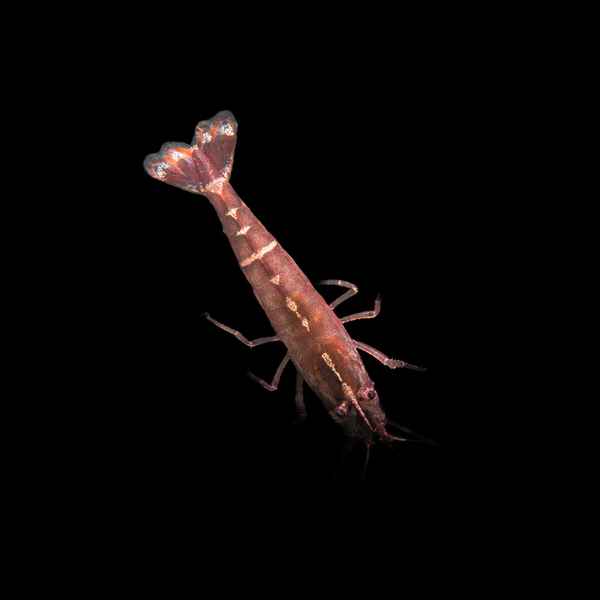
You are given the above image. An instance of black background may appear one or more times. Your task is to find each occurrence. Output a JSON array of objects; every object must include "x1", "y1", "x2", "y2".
[{"x1": 35, "y1": 13, "x2": 556, "y2": 595}]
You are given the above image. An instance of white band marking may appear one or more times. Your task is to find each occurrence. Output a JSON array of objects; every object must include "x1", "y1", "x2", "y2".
[
  {"x1": 206, "y1": 177, "x2": 226, "y2": 194},
  {"x1": 322, "y1": 352, "x2": 343, "y2": 382},
  {"x1": 240, "y1": 240, "x2": 278, "y2": 267},
  {"x1": 286, "y1": 297, "x2": 310, "y2": 331}
]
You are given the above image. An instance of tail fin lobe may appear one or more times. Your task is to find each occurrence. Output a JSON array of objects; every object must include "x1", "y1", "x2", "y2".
[{"x1": 144, "y1": 111, "x2": 238, "y2": 195}]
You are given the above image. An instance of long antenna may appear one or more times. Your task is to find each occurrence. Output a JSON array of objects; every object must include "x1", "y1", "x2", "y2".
[
  {"x1": 356, "y1": 443, "x2": 371, "y2": 496},
  {"x1": 385, "y1": 418, "x2": 439, "y2": 447}
]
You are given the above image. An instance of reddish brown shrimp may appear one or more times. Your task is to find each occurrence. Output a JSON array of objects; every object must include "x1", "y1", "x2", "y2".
[{"x1": 144, "y1": 110, "x2": 426, "y2": 454}]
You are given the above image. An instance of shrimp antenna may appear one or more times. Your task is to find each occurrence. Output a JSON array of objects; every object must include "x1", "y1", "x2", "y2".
[
  {"x1": 356, "y1": 443, "x2": 371, "y2": 495},
  {"x1": 385, "y1": 418, "x2": 439, "y2": 447},
  {"x1": 318, "y1": 438, "x2": 356, "y2": 510}
]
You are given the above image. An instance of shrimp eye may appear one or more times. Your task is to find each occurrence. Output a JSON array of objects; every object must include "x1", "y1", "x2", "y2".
[
  {"x1": 335, "y1": 400, "x2": 351, "y2": 417},
  {"x1": 357, "y1": 387, "x2": 377, "y2": 402}
]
